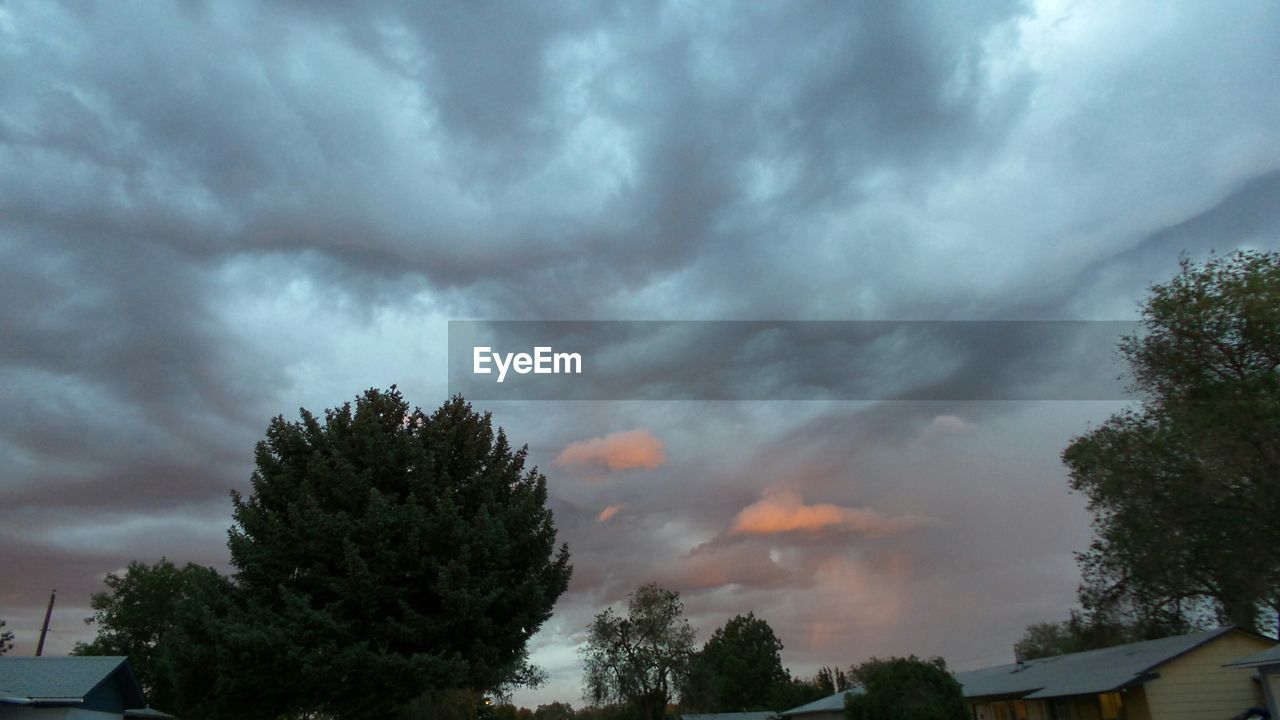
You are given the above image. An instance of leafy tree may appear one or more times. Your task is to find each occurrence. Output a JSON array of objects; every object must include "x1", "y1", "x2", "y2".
[
  {"x1": 0, "y1": 619, "x2": 13, "y2": 655},
  {"x1": 1013, "y1": 613, "x2": 1132, "y2": 660},
  {"x1": 572, "y1": 704, "x2": 648, "y2": 720},
  {"x1": 773, "y1": 673, "x2": 838, "y2": 711},
  {"x1": 491, "y1": 703, "x2": 535, "y2": 720},
  {"x1": 582, "y1": 582, "x2": 697, "y2": 720},
  {"x1": 72, "y1": 559, "x2": 229, "y2": 711},
  {"x1": 816, "y1": 666, "x2": 850, "y2": 693},
  {"x1": 682, "y1": 613, "x2": 791, "y2": 711},
  {"x1": 153, "y1": 565, "x2": 240, "y2": 719},
  {"x1": 843, "y1": 656, "x2": 966, "y2": 720},
  {"x1": 204, "y1": 389, "x2": 572, "y2": 719},
  {"x1": 533, "y1": 702, "x2": 577, "y2": 720},
  {"x1": 400, "y1": 688, "x2": 489, "y2": 720},
  {"x1": 1065, "y1": 251, "x2": 1280, "y2": 633}
]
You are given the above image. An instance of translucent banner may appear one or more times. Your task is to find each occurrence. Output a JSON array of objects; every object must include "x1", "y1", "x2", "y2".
[{"x1": 447, "y1": 321, "x2": 1138, "y2": 401}]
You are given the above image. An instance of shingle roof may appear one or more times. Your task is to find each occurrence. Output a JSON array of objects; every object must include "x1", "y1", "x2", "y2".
[
  {"x1": 956, "y1": 627, "x2": 1243, "y2": 700},
  {"x1": 0, "y1": 656, "x2": 132, "y2": 703},
  {"x1": 0, "y1": 657, "x2": 171, "y2": 718},
  {"x1": 781, "y1": 687, "x2": 863, "y2": 716},
  {"x1": 1224, "y1": 644, "x2": 1280, "y2": 669},
  {"x1": 682, "y1": 712, "x2": 779, "y2": 720}
]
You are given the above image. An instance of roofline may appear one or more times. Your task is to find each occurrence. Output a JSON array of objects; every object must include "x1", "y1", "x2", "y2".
[
  {"x1": 1130, "y1": 627, "x2": 1264, "y2": 678},
  {"x1": 0, "y1": 698, "x2": 86, "y2": 707},
  {"x1": 780, "y1": 688, "x2": 862, "y2": 716},
  {"x1": 78, "y1": 655, "x2": 147, "y2": 709},
  {"x1": 1223, "y1": 636, "x2": 1280, "y2": 669},
  {"x1": 1018, "y1": 671, "x2": 1160, "y2": 701},
  {"x1": 1225, "y1": 658, "x2": 1280, "y2": 669},
  {"x1": 0, "y1": 655, "x2": 144, "y2": 708},
  {"x1": 961, "y1": 627, "x2": 1259, "y2": 702},
  {"x1": 962, "y1": 691, "x2": 1037, "y2": 702}
]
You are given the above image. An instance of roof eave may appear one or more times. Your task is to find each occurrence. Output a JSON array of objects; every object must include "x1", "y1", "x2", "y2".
[
  {"x1": 963, "y1": 690, "x2": 1038, "y2": 702},
  {"x1": 1021, "y1": 672, "x2": 1158, "y2": 701}
]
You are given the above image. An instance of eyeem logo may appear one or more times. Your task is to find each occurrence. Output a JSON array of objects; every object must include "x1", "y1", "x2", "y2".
[{"x1": 473, "y1": 346, "x2": 583, "y2": 383}]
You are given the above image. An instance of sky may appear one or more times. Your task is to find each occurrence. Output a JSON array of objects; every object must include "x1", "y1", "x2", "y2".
[{"x1": 3, "y1": 0, "x2": 1280, "y2": 708}]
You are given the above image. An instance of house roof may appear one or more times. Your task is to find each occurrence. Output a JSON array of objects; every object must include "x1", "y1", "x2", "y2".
[
  {"x1": 682, "y1": 712, "x2": 779, "y2": 720},
  {"x1": 781, "y1": 688, "x2": 863, "y2": 716},
  {"x1": 0, "y1": 656, "x2": 175, "y2": 718},
  {"x1": 0, "y1": 656, "x2": 138, "y2": 704},
  {"x1": 956, "y1": 627, "x2": 1248, "y2": 700},
  {"x1": 1225, "y1": 644, "x2": 1280, "y2": 669}
]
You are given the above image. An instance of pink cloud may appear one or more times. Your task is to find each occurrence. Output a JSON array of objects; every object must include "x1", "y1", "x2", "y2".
[
  {"x1": 730, "y1": 489, "x2": 931, "y2": 538},
  {"x1": 555, "y1": 429, "x2": 666, "y2": 471},
  {"x1": 597, "y1": 505, "x2": 622, "y2": 522}
]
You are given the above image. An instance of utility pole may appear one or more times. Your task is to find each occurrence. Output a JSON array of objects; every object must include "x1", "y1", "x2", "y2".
[{"x1": 35, "y1": 589, "x2": 55, "y2": 656}]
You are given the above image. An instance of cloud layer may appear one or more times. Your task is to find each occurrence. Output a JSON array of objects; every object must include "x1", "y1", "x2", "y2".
[{"x1": 1, "y1": 0, "x2": 1279, "y2": 705}]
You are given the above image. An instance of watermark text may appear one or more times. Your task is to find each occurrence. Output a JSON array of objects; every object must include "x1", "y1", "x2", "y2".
[{"x1": 473, "y1": 346, "x2": 583, "y2": 383}]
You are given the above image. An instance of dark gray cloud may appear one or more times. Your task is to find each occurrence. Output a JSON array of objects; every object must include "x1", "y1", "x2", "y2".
[{"x1": 2, "y1": 0, "x2": 1279, "y2": 705}]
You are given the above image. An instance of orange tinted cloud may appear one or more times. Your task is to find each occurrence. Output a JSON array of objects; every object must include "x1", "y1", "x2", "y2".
[
  {"x1": 730, "y1": 489, "x2": 930, "y2": 537},
  {"x1": 555, "y1": 429, "x2": 666, "y2": 471},
  {"x1": 597, "y1": 505, "x2": 622, "y2": 522}
]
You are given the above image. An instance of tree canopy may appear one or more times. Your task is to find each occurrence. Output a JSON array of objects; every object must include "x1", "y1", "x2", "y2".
[
  {"x1": 72, "y1": 559, "x2": 229, "y2": 711},
  {"x1": 843, "y1": 656, "x2": 967, "y2": 720},
  {"x1": 210, "y1": 389, "x2": 572, "y2": 719},
  {"x1": 1065, "y1": 251, "x2": 1280, "y2": 633},
  {"x1": 816, "y1": 666, "x2": 851, "y2": 694},
  {"x1": 79, "y1": 390, "x2": 572, "y2": 720},
  {"x1": 681, "y1": 612, "x2": 792, "y2": 712},
  {"x1": 0, "y1": 619, "x2": 12, "y2": 655},
  {"x1": 1013, "y1": 613, "x2": 1136, "y2": 661},
  {"x1": 582, "y1": 582, "x2": 697, "y2": 720},
  {"x1": 532, "y1": 701, "x2": 577, "y2": 720}
]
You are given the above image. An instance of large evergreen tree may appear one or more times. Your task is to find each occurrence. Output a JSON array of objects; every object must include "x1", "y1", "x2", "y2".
[
  {"x1": 1065, "y1": 251, "x2": 1280, "y2": 632},
  {"x1": 208, "y1": 389, "x2": 571, "y2": 719}
]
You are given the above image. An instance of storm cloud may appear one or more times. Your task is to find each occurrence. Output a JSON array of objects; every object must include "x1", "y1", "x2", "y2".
[{"x1": 2, "y1": 0, "x2": 1280, "y2": 705}]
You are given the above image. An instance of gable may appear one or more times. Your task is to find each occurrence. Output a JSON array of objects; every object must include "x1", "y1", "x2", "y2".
[{"x1": 0, "y1": 657, "x2": 145, "y2": 711}]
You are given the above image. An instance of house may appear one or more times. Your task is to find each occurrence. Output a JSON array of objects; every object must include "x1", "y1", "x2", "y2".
[
  {"x1": 779, "y1": 688, "x2": 861, "y2": 720},
  {"x1": 957, "y1": 627, "x2": 1274, "y2": 720},
  {"x1": 779, "y1": 628, "x2": 1276, "y2": 720},
  {"x1": 1225, "y1": 643, "x2": 1280, "y2": 719},
  {"x1": 0, "y1": 656, "x2": 173, "y2": 719}
]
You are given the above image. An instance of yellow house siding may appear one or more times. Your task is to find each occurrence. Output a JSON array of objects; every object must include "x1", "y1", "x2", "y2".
[
  {"x1": 1142, "y1": 631, "x2": 1274, "y2": 720},
  {"x1": 1032, "y1": 688, "x2": 1153, "y2": 720},
  {"x1": 1065, "y1": 697, "x2": 1101, "y2": 720},
  {"x1": 1124, "y1": 686, "x2": 1153, "y2": 720},
  {"x1": 972, "y1": 691, "x2": 1158, "y2": 720}
]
